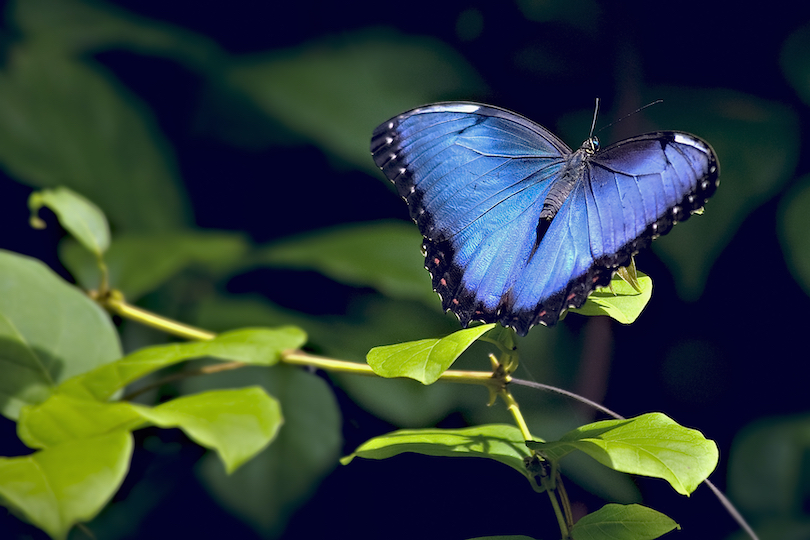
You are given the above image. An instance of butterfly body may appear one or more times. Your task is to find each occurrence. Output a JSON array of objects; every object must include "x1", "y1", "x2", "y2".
[{"x1": 371, "y1": 102, "x2": 719, "y2": 335}]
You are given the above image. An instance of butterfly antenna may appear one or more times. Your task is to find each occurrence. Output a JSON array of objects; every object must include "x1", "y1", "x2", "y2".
[
  {"x1": 595, "y1": 99, "x2": 664, "y2": 134},
  {"x1": 589, "y1": 98, "x2": 600, "y2": 139}
]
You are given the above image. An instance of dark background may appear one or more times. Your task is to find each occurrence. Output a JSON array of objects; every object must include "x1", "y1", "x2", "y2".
[{"x1": 1, "y1": 1, "x2": 808, "y2": 539}]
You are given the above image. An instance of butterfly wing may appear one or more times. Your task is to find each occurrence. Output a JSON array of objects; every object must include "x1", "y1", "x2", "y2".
[
  {"x1": 371, "y1": 103, "x2": 719, "y2": 336},
  {"x1": 371, "y1": 103, "x2": 572, "y2": 331},
  {"x1": 505, "y1": 131, "x2": 719, "y2": 333}
]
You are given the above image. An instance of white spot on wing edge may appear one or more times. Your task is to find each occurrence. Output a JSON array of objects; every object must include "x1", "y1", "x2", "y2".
[
  {"x1": 673, "y1": 133, "x2": 709, "y2": 154},
  {"x1": 415, "y1": 103, "x2": 481, "y2": 114}
]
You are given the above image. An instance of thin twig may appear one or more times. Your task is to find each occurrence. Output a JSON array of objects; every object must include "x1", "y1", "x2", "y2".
[
  {"x1": 704, "y1": 478, "x2": 760, "y2": 540},
  {"x1": 121, "y1": 361, "x2": 245, "y2": 401},
  {"x1": 511, "y1": 377, "x2": 625, "y2": 419},
  {"x1": 510, "y1": 376, "x2": 760, "y2": 540}
]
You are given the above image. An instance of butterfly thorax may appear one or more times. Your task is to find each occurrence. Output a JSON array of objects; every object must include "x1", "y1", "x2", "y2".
[{"x1": 538, "y1": 142, "x2": 592, "y2": 222}]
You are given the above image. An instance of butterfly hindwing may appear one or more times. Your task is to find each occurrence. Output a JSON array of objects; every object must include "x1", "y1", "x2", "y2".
[{"x1": 371, "y1": 103, "x2": 719, "y2": 335}]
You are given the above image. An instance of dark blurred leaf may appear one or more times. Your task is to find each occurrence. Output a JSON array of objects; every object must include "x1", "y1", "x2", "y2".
[
  {"x1": 227, "y1": 30, "x2": 486, "y2": 170},
  {"x1": 728, "y1": 414, "x2": 810, "y2": 518},
  {"x1": 11, "y1": 0, "x2": 223, "y2": 68},
  {"x1": 61, "y1": 230, "x2": 250, "y2": 300},
  {"x1": 0, "y1": 250, "x2": 121, "y2": 420},
  {"x1": 0, "y1": 47, "x2": 190, "y2": 231},
  {"x1": 778, "y1": 176, "x2": 810, "y2": 297},
  {"x1": 186, "y1": 365, "x2": 341, "y2": 538},
  {"x1": 256, "y1": 220, "x2": 437, "y2": 308},
  {"x1": 515, "y1": 0, "x2": 601, "y2": 32},
  {"x1": 725, "y1": 520, "x2": 810, "y2": 540},
  {"x1": 781, "y1": 22, "x2": 810, "y2": 106}
]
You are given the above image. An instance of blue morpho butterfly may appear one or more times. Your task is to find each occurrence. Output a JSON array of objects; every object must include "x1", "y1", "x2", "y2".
[{"x1": 370, "y1": 102, "x2": 719, "y2": 336}]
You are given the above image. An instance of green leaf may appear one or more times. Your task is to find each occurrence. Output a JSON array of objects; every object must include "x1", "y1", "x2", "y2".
[
  {"x1": 342, "y1": 424, "x2": 532, "y2": 480},
  {"x1": 0, "y1": 47, "x2": 189, "y2": 231},
  {"x1": 0, "y1": 249, "x2": 121, "y2": 420},
  {"x1": 256, "y1": 220, "x2": 436, "y2": 307},
  {"x1": 139, "y1": 387, "x2": 282, "y2": 473},
  {"x1": 18, "y1": 387, "x2": 282, "y2": 474},
  {"x1": 571, "y1": 504, "x2": 679, "y2": 540},
  {"x1": 61, "y1": 230, "x2": 250, "y2": 301},
  {"x1": 0, "y1": 430, "x2": 132, "y2": 540},
  {"x1": 18, "y1": 394, "x2": 143, "y2": 449},
  {"x1": 59, "y1": 326, "x2": 306, "y2": 401},
  {"x1": 29, "y1": 187, "x2": 110, "y2": 257},
  {"x1": 192, "y1": 365, "x2": 342, "y2": 537},
  {"x1": 527, "y1": 413, "x2": 718, "y2": 496},
  {"x1": 367, "y1": 324, "x2": 496, "y2": 384},
  {"x1": 228, "y1": 30, "x2": 485, "y2": 170},
  {"x1": 571, "y1": 272, "x2": 652, "y2": 324}
]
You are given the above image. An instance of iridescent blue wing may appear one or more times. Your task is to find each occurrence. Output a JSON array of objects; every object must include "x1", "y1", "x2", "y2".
[
  {"x1": 505, "y1": 132, "x2": 719, "y2": 334},
  {"x1": 371, "y1": 103, "x2": 719, "y2": 335},
  {"x1": 371, "y1": 102, "x2": 571, "y2": 330}
]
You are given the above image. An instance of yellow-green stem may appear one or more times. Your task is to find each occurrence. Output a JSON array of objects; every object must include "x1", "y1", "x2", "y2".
[
  {"x1": 97, "y1": 258, "x2": 110, "y2": 298},
  {"x1": 102, "y1": 292, "x2": 216, "y2": 341},
  {"x1": 282, "y1": 351, "x2": 376, "y2": 376},
  {"x1": 283, "y1": 351, "x2": 501, "y2": 387},
  {"x1": 101, "y1": 294, "x2": 507, "y2": 388},
  {"x1": 499, "y1": 389, "x2": 532, "y2": 440}
]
